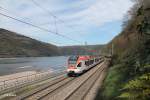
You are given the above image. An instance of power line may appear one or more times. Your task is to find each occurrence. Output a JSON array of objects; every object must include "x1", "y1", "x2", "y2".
[
  {"x1": 0, "y1": 5, "x2": 83, "y2": 43},
  {"x1": 0, "y1": 7, "x2": 94, "y2": 53},
  {"x1": 0, "y1": 12, "x2": 96, "y2": 53},
  {"x1": 0, "y1": 5, "x2": 40, "y2": 25},
  {"x1": 0, "y1": 5, "x2": 56, "y2": 26},
  {"x1": 0, "y1": 12, "x2": 82, "y2": 43},
  {"x1": 30, "y1": 0, "x2": 75, "y2": 29},
  {"x1": 31, "y1": 0, "x2": 56, "y2": 18},
  {"x1": 0, "y1": 6, "x2": 98, "y2": 54}
]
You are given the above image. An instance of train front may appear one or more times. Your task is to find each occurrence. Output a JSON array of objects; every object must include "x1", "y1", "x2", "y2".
[{"x1": 67, "y1": 56, "x2": 79, "y2": 76}]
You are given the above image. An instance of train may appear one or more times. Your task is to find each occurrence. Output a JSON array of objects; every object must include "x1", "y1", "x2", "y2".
[{"x1": 67, "y1": 55, "x2": 103, "y2": 76}]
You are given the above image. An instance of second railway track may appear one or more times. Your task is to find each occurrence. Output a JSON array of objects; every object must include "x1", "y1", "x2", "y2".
[
  {"x1": 41, "y1": 61, "x2": 107, "y2": 100},
  {"x1": 64, "y1": 63, "x2": 106, "y2": 100},
  {"x1": 13, "y1": 60, "x2": 108, "y2": 100}
]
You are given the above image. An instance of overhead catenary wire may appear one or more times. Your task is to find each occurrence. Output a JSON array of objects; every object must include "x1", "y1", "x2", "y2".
[
  {"x1": 0, "y1": 5, "x2": 97, "y2": 54},
  {"x1": 30, "y1": 0, "x2": 75, "y2": 29},
  {"x1": 0, "y1": 5, "x2": 58, "y2": 28},
  {"x1": 0, "y1": 12, "x2": 82, "y2": 43},
  {"x1": 0, "y1": 5, "x2": 82, "y2": 43},
  {"x1": 0, "y1": 12, "x2": 97, "y2": 54},
  {"x1": 0, "y1": 6, "x2": 63, "y2": 45},
  {"x1": 0, "y1": 6, "x2": 62, "y2": 45},
  {"x1": 0, "y1": 6, "x2": 33, "y2": 23}
]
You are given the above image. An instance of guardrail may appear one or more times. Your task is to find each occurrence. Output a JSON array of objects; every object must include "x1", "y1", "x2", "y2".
[{"x1": 0, "y1": 69, "x2": 66, "y2": 95}]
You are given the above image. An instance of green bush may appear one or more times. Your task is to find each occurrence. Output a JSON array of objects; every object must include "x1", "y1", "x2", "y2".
[
  {"x1": 119, "y1": 65, "x2": 150, "y2": 100},
  {"x1": 100, "y1": 64, "x2": 127, "y2": 100}
]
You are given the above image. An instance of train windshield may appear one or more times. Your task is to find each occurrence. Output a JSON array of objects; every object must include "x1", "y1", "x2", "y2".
[{"x1": 68, "y1": 56, "x2": 78, "y2": 64}]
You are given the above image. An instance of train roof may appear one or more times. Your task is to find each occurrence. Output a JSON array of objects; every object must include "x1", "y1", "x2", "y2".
[
  {"x1": 68, "y1": 55, "x2": 99, "y2": 61},
  {"x1": 78, "y1": 56, "x2": 91, "y2": 61}
]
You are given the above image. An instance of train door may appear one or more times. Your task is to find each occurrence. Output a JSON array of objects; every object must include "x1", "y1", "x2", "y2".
[{"x1": 76, "y1": 61, "x2": 85, "y2": 73}]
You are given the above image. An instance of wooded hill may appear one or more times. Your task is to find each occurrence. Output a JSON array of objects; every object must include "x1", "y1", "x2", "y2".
[
  {"x1": 0, "y1": 28, "x2": 104, "y2": 57},
  {"x1": 98, "y1": 0, "x2": 150, "y2": 100},
  {"x1": 60, "y1": 45, "x2": 104, "y2": 55},
  {"x1": 0, "y1": 28, "x2": 60, "y2": 57}
]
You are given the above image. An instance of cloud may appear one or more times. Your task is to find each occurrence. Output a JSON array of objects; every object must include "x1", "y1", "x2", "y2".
[
  {"x1": 59, "y1": 0, "x2": 133, "y2": 26},
  {"x1": 0, "y1": 0, "x2": 133, "y2": 45}
]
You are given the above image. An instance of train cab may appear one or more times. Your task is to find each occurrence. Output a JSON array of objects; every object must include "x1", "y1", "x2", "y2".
[
  {"x1": 67, "y1": 56, "x2": 81, "y2": 76},
  {"x1": 67, "y1": 56, "x2": 89, "y2": 76}
]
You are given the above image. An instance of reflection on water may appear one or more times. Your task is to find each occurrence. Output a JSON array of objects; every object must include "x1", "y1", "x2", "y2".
[{"x1": 0, "y1": 56, "x2": 68, "y2": 76}]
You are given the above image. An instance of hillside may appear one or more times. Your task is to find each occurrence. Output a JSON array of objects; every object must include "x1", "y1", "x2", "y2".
[
  {"x1": 60, "y1": 45, "x2": 104, "y2": 55},
  {"x1": 0, "y1": 28, "x2": 104, "y2": 57},
  {"x1": 0, "y1": 28, "x2": 60, "y2": 57},
  {"x1": 98, "y1": 0, "x2": 150, "y2": 100}
]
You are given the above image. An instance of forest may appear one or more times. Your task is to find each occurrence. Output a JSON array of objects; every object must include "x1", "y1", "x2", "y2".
[{"x1": 98, "y1": 0, "x2": 150, "y2": 100}]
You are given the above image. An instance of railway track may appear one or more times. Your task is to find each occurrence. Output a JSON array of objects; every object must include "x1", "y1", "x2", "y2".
[
  {"x1": 64, "y1": 64, "x2": 106, "y2": 100},
  {"x1": 65, "y1": 62, "x2": 109, "y2": 100},
  {"x1": 13, "y1": 60, "x2": 108, "y2": 100},
  {"x1": 41, "y1": 61, "x2": 107, "y2": 100},
  {"x1": 13, "y1": 74, "x2": 69, "y2": 100},
  {"x1": 22, "y1": 77, "x2": 75, "y2": 100}
]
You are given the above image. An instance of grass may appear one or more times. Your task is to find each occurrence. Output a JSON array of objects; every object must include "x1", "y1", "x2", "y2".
[{"x1": 96, "y1": 64, "x2": 127, "y2": 100}]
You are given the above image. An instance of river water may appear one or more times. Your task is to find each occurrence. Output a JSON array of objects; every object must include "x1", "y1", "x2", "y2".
[{"x1": 0, "y1": 56, "x2": 68, "y2": 76}]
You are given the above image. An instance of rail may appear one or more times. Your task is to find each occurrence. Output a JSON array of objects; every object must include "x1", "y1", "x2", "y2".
[
  {"x1": 0, "y1": 69, "x2": 66, "y2": 95},
  {"x1": 12, "y1": 60, "x2": 108, "y2": 100}
]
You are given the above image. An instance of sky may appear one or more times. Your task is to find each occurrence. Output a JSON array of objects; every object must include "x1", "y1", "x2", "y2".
[{"x1": 0, "y1": 0, "x2": 133, "y2": 46}]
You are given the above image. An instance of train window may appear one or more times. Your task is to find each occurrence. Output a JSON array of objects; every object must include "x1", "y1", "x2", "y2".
[
  {"x1": 68, "y1": 56, "x2": 78, "y2": 64},
  {"x1": 90, "y1": 60, "x2": 94, "y2": 64},
  {"x1": 85, "y1": 59, "x2": 95, "y2": 66},
  {"x1": 77, "y1": 62, "x2": 82, "y2": 67},
  {"x1": 85, "y1": 61, "x2": 89, "y2": 66},
  {"x1": 95, "y1": 59, "x2": 99, "y2": 62},
  {"x1": 68, "y1": 61, "x2": 76, "y2": 64}
]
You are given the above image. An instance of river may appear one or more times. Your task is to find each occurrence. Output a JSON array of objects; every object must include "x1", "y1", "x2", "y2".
[{"x1": 0, "y1": 56, "x2": 68, "y2": 76}]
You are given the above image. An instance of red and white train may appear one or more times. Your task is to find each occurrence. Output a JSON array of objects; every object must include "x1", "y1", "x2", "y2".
[{"x1": 67, "y1": 55, "x2": 103, "y2": 76}]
